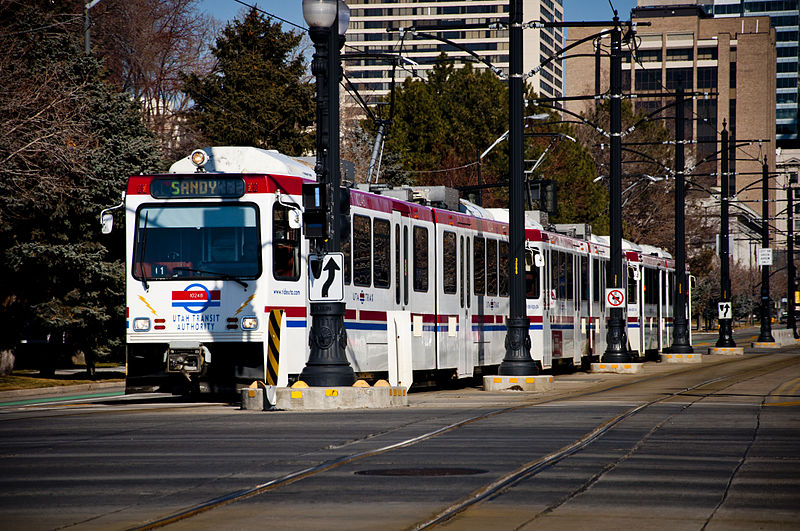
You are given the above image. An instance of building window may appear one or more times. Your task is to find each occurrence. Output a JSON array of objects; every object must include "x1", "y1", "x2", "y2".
[
  {"x1": 635, "y1": 49, "x2": 662, "y2": 63},
  {"x1": 697, "y1": 66, "x2": 718, "y2": 89},
  {"x1": 635, "y1": 69, "x2": 662, "y2": 91},
  {"x1": 667, "y1": 48, "x2": 693, "y2": 61},
  {"x1": 697, "y1": 47, "x2": 718, "y2": 60},
  {"x1": 666, "y1": 68, "x2": 693, "y2": 89}
]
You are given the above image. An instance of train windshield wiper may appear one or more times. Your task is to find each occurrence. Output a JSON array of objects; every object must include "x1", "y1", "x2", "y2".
[{"x1": 172, "y1": 267, "x2": 249, "y2": 289}]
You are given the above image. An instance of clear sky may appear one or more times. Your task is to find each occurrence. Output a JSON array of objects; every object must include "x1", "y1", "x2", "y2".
[{"x1": 200, "y1": 0, "x2": 640, "y2": 33}]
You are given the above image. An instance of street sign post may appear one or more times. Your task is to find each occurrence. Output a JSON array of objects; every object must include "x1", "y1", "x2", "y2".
[
  {"x1": 308, "y1": 253, "x2": 344, "y2": 302},
  {"x1": 718, "y1": 301, "x2": 732, "y2": 320}
]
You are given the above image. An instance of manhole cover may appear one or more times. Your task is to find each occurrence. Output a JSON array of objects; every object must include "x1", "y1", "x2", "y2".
[{"x1": 355, "y1": 467, "x2": 487, "y2": 477}]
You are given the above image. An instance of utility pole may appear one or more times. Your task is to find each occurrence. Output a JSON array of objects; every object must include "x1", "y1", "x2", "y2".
[
  {"x1": 499, "y1": 0, "x2": 538, "y2": 376},
  {"x1": 670, "y1": 86, "x2": 693, "y2": 354},
  {"x1": 602, "y1": 16, "x2": 632, "y2": 363}
]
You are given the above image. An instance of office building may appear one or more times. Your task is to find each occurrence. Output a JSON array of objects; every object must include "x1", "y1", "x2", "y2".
[
  {"x1": 638, "y1": 0, "x2": 798, "y2": 146},
  {"x1": 345, "y1": 0, "x2": 564, "y2": 103}
]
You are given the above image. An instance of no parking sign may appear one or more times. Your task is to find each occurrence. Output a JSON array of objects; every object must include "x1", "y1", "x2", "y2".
[{"x1": 605, "y1": 288, "x2": 625, "y2": 308}]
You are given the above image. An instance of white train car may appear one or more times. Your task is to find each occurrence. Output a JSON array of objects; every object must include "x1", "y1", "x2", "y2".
[{"x1": 113, "y1": 147, "x2": 684, "y2": 394}]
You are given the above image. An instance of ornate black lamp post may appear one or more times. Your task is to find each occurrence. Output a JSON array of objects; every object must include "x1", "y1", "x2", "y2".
[
  {"x1": 300, "y1": 0, "x2": 355, "y2": 386},
  {"x1": 788, "y1": 174, "x2": 798, "y2": 338},
  {"x1": 716, "y1": 122, "x2": 736, "y2": 347},
  {"x1": 669, "y1": 86, "x2": 693, "y2": 354},
  {"x1": 499, "y1": 0, "x2": 538, "y2": 375},
  {"x1": 757, "y1": 157, "x2": 775, "y2": 342},
  {"x1": 602, "y1": 16, "x2": 632, "y2": 363}
]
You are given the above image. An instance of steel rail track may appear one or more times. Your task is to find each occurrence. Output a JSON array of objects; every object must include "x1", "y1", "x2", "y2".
[
  {"x1": 412, "y1": 354, "x2": 800, "y2": 529},
  {"x1": 125, "y1": 353, "x2": 785, "y2": 530}
]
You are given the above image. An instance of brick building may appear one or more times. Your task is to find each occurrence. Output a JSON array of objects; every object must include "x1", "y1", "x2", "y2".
[{"x1": 566, "y1": 5, "x2": 776, "y2": 265}]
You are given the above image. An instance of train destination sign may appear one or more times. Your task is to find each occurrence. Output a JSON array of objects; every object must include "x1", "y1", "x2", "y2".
[{"x1": 150, "y1": 177, "x2": 245, "y2": 198}]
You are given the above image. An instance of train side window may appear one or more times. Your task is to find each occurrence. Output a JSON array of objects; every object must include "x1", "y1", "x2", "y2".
[
  {"x1": 499, "y1": 241, "x2": 509, "y2": 297},
  {"x1": 581, "y1": 256, "x2": 589, "y2": 302},
  {"x1": 592, "y1": 258, "x2": 600, "y2": 302},
  {"x1": 600, "y1": 261, "x2": 606, "y2": 310},
  {"x1": 374, "y1": 218, "x2": 390, "y2": 289},
  {"x1": 413, "y1": 226, "x2": 428, "y2": 292},
  {"x1": 353, "y1": 214, "x2": 371, "y2": 287},
  {"x1": 566, "y1": 253, "x2": 574, "y2": 300},
  {"x1": 487, "y1": 239, "x2": 498, "y2": 296},
  {"x1": 273, "y1": 203, "x2": 300, "y2": 281},
  {"x1": 525, "y1": 250, "x2": 540, "y2": 299},
  {"x1": 343, "y1": 216, "x2": 351, "y2": 285},
  {"x1": 395, "y1": 225, "x2": 400, "y2": 303},
  {"x1": 627, "y1": 267, "x2": 638, "y2": 304},
  {"x1": 443, "y1": 231, "x2": 457, "y2": 294},
  {"x1": 473, "y1": 236, "x2": 485, "y2": 295},
  {"x1": 558, "y1": 252, "x2": 567, "y2": 299},
  {"x1": 669, "y1": 272, "x2": 675, "y2": 306},
  {"x1": 404, "y1": 226, "x2": 409, "y2": 304},
  {"x1": 459, "y1": 236, "x2": 465, "y2": 308},
  {"x1": 551, "y1": 250, "x2": 559, "y2": 299},
  {"x1": 466, "y1": 237, "x2": 471, "y2": 308}
]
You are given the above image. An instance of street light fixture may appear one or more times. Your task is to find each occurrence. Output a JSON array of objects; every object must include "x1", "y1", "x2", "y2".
[{"x1": 300, "y1": 0, "x2": 356, "y2": 387}]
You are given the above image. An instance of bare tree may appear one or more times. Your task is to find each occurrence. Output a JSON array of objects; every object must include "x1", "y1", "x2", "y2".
[{"x1": 91, "y1": 0, "x2": 216, "y2": 159}]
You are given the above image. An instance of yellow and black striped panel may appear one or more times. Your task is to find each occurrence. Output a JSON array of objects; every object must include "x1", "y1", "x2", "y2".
[{"x1": 267, "y1": 309, "x2": 283, "y2": 386}]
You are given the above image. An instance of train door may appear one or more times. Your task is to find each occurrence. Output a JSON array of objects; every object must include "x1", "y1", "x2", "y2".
[
  {"x1": 458, "y1": 234, "x2": 473, "y2": 378},
  {"x1": 626, "y1": 263, "x2": 642, "y2": 356},
  {"x1": 408, "y1": 221, "x2": 436, "y2": 369},
  {"x1": 436, "y1": 225, "x2": 460, "y2": 371}
]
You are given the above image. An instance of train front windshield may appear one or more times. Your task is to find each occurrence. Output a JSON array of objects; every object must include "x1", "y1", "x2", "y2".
[{"x1": 132, "y1": 204, "x2": 261, "y2": 281}]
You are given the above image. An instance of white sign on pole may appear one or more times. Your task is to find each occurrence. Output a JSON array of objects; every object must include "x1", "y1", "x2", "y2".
[
  {"x1": 718, "y1": 301, "x2": 732, "y2": 320},
  {"x1": 757, "y1": 248, "x2": 773, "y2": 266},
  {"x1": 308, "y1": 253, "x2": 344, "y2": 302}
]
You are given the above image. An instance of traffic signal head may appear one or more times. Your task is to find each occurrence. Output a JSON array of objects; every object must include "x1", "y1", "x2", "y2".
[
  {"x1": 302, "y1": 182, "x2": 328, "y2": 240},
  {"x1": 542, "y1": 180, "x2": 558, "y2": 216}
]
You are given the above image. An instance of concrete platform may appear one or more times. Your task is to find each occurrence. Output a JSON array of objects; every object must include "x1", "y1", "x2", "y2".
[
  {"x1": 241, "y1": 385, "x2": 408, "y2": 411},
  {"x1": 662, "y1": 352, "x2": 703, "y2": 363},
  {"x1": 752, "y1": 341, "x2": 782, "y2": 348},
  {"x1": 483, "y1": 375, "x2": 554, "y2": 392},
  {"x1": 591, "y1": 362, "x2": 644, "y2": 374},
  {"x1": 708, "y1": 346, "x2": 745, "y2": 355}
]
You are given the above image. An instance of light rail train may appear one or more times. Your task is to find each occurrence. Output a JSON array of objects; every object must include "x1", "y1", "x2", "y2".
[{"x1": 105, "y1": 147, "x2": 689, "y2": 394}]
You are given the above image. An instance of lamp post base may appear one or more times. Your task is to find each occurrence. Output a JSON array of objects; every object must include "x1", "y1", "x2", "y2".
[
  {"x1": 715, "y1": 318, "x2": 736, "y2": 348},
  {"x1": 301, "y1": 302, "x2": 355, "y2": 387},
  {"x1": 498, "y1": 317, "x2": 539, "y2": 375}
]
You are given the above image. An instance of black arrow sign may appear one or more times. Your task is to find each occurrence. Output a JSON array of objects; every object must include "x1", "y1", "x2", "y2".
[{"x1": 321, "y1": 258, "x2": 340, "y2": 298}]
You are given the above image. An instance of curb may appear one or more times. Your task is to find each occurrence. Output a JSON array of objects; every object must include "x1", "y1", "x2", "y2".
[{"x1": 0, "y1": 381, "x2": 125, "y2": 403}]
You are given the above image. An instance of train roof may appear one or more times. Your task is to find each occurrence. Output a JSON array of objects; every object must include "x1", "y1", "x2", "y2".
[{"x1": 168, "y1": 146, "x2": 316, "y2": 180}]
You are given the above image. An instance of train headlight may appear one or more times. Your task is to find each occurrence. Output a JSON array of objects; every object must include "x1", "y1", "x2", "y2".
[
  {"x1": 133, "y1": 318, "x2": 151, "y2": 331},
  {"x1": 241, "y1": 316, "x2": 258, "y2": 330},
  {"x1": 190, "y1": 149, "x2": 209, "y2": 170}
]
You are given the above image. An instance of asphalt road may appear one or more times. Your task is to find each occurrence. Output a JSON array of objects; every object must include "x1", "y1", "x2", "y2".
[{"x1": 1, "y1": 344, "x2": 799, "y2": 530}]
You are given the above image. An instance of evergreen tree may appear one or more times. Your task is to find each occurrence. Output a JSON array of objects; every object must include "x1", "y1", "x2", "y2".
[
  {"x1": 0, "y1": 4, "x2": 162, "y2": 370},
  {"x1": 181, "y1": 7, "x2": 314, "y2": 155},
  {"x1": 381, "y1": 56, "x2": 607, "y2": 229}
]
